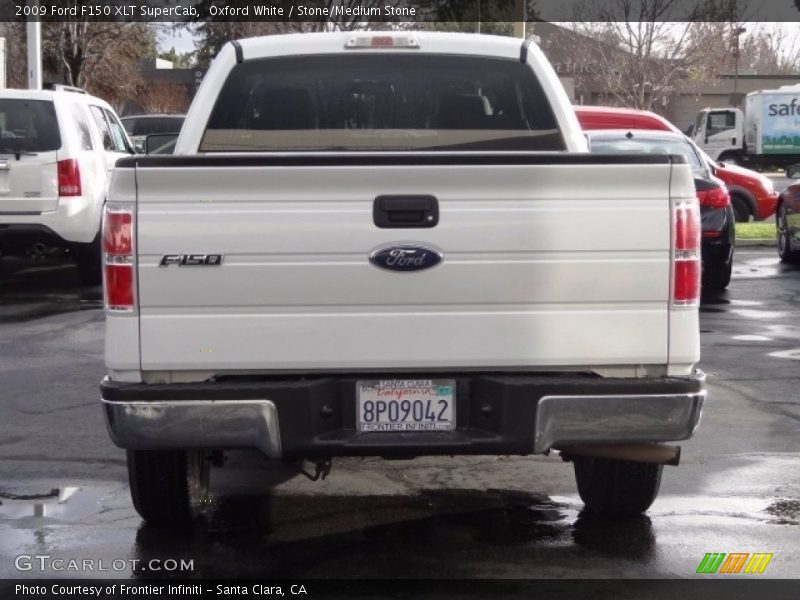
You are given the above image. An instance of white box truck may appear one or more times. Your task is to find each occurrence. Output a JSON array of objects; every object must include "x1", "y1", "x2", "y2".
[{"x1": 690, "y1": 85, "x2": 800, "y2": 176}]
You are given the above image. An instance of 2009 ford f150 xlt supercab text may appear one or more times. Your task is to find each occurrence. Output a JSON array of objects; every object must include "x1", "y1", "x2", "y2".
[{"x1": 100, "y1": 32, "x2": 705, "y2": 525}]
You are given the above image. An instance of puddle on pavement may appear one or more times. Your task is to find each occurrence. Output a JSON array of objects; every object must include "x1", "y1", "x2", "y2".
[
  {"x1": 2, "y1": 482, "x2": 798, "y2": 578},
  {"x1": 732, "y1": 335, "x2": 773, "y2": 342},
  {"x1": 732, "y1": 264, "x2": 780, "y2": 279},
  {"x1": 730, "y1": 299, "x2": 764, "y2": 306},
  {"x1": 764, "y1": 324, "x2": 800, "y2": 339},
  {"x1": 699, "y1": 297, "x2": 765, "y2": 314},
  {"x1": 130, "y1": 490, "x2": 660, "y2": 577},
  {"x1": 768, "y1": 348, "x2": 800, "y2": 360},
  {"x1": 0, "y1": 486, "x2": 107, "y2": 521},
  {"x1": 730, "y1": 309, "x2": 787, "y2": 320}
]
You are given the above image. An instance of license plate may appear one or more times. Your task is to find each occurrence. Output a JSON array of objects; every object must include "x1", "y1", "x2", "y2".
[{"x1": 356, "y1": 379, "x2": 455, "y2": 432}]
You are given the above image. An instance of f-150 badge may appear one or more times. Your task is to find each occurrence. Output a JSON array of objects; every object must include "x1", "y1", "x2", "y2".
[
  {"x1": 369, "y1": 244, "x2": 442, "y2": 272},
  {"x1": 159, "y1": 254, "x2": 223, "y2": 266}
]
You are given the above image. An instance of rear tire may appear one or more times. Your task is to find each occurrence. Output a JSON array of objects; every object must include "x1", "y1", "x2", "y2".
[
  {"x1": 573, "y1": 456, "x2": 663, "y2": 517},
  {"x1": 777, "y1": 204, "x2": 800, "y2": 265},
  {"x1": 74, "y1": 233, "x2": 102, "y2": 285},
  {"x1": 703, "y1": 258, "x2": 733, "y2": 291},
  {"x1": 730, "y1": 193, "x2": 752, "y2": 223},
  {"x1": 127, "y1": 449, "x2": 211, "y2": 527}
]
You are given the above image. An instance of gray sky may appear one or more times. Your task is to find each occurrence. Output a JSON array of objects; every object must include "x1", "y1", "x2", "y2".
[{"x1": 157, "y1": 26, "x2": 196, "y2": 54}]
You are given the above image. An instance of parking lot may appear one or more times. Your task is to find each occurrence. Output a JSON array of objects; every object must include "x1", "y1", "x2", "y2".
[{"x1": 0, "y1": 245, "x2": 797, "y2": 579}]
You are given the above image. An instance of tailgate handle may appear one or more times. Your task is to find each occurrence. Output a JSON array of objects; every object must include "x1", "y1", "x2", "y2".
[{"x1": 374, "y1": 195, "x2": 438, "y2": 228}]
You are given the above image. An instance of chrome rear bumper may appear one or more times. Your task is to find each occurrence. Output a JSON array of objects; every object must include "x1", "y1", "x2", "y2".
[{"x1": 102, "y1": 371, "x2": 705, "y2": 458}]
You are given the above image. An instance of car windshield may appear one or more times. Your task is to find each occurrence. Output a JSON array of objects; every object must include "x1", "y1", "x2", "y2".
[
  {"x1": 200, "y1": 54, "x2": 565, "y2": 152},
  {"x1": 589, "y1": 134, "x2": 706, "y2": 177},
  {"x1": 0, "y1": 99, "x2": 61, "y2": 153}
]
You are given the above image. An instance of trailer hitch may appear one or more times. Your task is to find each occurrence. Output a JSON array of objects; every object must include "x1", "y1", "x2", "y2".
[{"x1": 300, "y1": 458, "x2": 332, "y2": 481}]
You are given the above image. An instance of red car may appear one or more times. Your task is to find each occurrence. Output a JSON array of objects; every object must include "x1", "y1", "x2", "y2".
[{"x1": 575, "y1": 106, "x2": 779, "y2": 222}]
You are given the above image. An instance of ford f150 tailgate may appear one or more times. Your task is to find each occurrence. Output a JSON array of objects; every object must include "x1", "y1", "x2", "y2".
[{"x1": 123, "y1": 152, "x2": 690, "y2": 373}]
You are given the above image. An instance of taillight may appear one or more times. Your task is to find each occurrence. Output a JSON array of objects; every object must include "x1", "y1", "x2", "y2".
[
  {"x1": 696, "y1": 186, "x2": 729, "y2": 208},
  {"x1": 673, "y1": 201, "x2": 701, "y2": 306},
  {"x1": 102, "y1": 204, "x2": 135, "y2": 312},
  {"x1": 57, "y1": 159, "x2": 81, "y2": 197}
]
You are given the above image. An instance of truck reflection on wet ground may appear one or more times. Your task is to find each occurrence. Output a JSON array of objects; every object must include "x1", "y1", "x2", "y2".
[
  {"x1": 132, "y1": 489, "x2": 655, "y2": 579},
  {"x1": 0, "y1": 256, "x2": 101, "y2": 323}
]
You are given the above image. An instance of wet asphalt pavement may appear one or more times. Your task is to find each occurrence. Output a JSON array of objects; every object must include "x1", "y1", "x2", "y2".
[{"x1": 0, "y1": 248, "x2": 798, "y2": 581}]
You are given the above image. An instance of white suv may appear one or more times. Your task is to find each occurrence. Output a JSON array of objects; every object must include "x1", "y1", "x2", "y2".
[{"x1": 0, "y1": 86, "x2": 133, "y2": 284}]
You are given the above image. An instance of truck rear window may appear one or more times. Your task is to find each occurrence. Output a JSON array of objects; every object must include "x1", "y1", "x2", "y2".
[
  {"x1": 0, "y1": 99, "x2": 61, "y2": 153},
  {"x1": 200, "y1": 54, "x2": 565, "y2": 152}
]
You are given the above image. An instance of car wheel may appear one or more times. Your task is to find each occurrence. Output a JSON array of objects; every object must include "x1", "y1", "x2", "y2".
[
  {"x1": 74, "y1": 233, "x2": 102, "y2": 285},
  {"x1": 127, "y1": 449, "x2": 211, "y2": 526},
  {"x1": 703, "y1": 258, "x2": 732, "y2": 290},
  {"x1": 573, "y1": 456, "x2": 663, "y2": 517},
  {"x1": 786, "y1": 164, "x2": 800, "y2": 179},
  {"x1": 718, "y1": 152, "x2": 741, "y2": 167},
  {"x1": 730, "y1": 194, "x2": 752, "y2": 223},
  {"x1": 777, "y1": 204, "x2": 800, "y2": 265}
]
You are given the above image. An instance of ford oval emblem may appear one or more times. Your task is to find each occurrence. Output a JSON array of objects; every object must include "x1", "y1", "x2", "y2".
[{"x1": 369, "y1": 243, "x2": 443, "y2": 272}]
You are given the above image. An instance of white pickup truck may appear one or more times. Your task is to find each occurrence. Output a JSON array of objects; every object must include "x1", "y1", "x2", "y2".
[{"x1": 100, "y1": 32, "x2": 705, "y2": 526}]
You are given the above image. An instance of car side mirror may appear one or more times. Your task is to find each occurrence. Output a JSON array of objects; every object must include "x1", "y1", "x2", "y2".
[
  {"x1": 685, "y1": 124, "x2": 695, "y2": 136},
  {"x1": 144, "y1": 133, "x2": 178, "y2": 155},
  {"x1": 103, "y1": 132, "x2": 115, "y2": 151}
]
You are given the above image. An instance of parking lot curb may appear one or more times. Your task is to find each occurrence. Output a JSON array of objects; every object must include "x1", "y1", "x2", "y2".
[{"x1": 736, "y1": 239, "x2": 777, "y2": 247}]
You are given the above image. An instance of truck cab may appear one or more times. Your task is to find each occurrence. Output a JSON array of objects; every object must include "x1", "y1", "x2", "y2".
[{"x1": 691, "y1": 107, "x2": 744, "y2": 165}]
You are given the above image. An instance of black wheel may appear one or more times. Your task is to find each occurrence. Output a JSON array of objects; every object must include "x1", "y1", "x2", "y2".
[
  {"x1": 703, "y1": 258, "x2": 732, "y2": 290},
  {"x1": 573, "y1": 456, "x2": 663, "y2": 517},
  {"x1": 718, "y1": 152, "x2": 741, "y2": 166},
  {"x1": 74, "y1": 233, "x2": 102, "y2": 285},
  {"x1": 777, "y1": 204, "x2": 800, "y2": 265},
  {"x1": 127, "y1": 449, "x2": 211, "y2": 526},
  {"x1": 729, "y1": 193, "x2": 752, "y2": 223}
]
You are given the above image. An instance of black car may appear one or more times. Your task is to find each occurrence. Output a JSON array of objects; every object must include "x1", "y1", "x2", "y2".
[
  {"x1": 587, "y1": 129, "x2": 735, "y2": 290},
  {"x1": 777, "y1": 181, "x2": 800, "y2": 265},
  {"x1": 121, "y1": 114, "x2": 185, "y2": 154}
]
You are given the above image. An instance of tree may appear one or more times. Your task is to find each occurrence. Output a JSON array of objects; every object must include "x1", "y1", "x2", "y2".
[
  {"x1": 42, "y1": 21, "x2": 156, "y2": 110},
  {"x1": 139, "y1": 81, "x2": 190, "y2": 114},
  {"x1": 738, "y1": 25, "x2": 800, "y2": 75},
  {"x1": 0, "y1": 22, "x2": 26, "y2": 88},
  {"x1": 561, "y1": 0, "x2": 738, "y2": 112}
]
